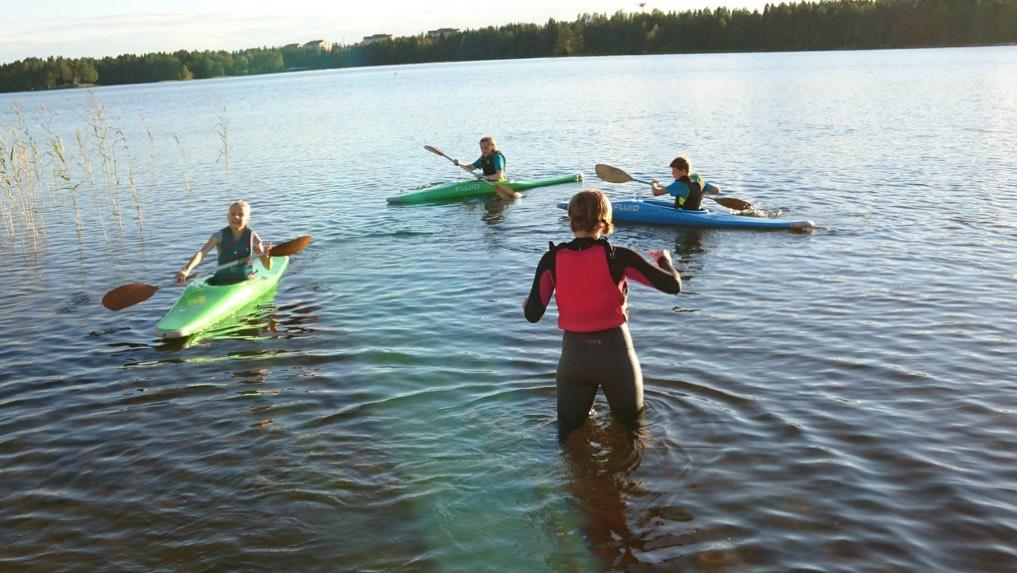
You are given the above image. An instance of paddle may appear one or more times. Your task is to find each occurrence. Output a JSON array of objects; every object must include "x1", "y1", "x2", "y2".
[
  {"x1": 101, "y1": 235, "x2": 312, "y2": 311},
  {"x1": 594, "y1": 163, "x2": 752, "y2": 211},
  {"x1": 424, "y1": 144, "x2": 518, "y2": 200}
]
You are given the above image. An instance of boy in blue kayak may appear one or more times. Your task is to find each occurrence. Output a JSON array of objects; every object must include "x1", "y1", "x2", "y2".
[
  {"x1": 650, "y1": 155, "x2": 720, "y2": 210},
  {"x1": 176, "y1": 200, "x2": 271, "y2": 286},
  {"x1": 453, "y1": 136, "x2": 506, "y2": 181}
]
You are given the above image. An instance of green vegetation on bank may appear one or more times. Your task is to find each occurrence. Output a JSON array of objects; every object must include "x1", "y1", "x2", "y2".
[{"x1": 3, "y1": 0, "x2": 1016, "y2": 93}]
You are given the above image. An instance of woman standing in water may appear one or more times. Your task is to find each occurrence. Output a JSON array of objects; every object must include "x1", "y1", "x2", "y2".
[{"x1": 524, "y1": 189, "x2": 682, "y2": 439}]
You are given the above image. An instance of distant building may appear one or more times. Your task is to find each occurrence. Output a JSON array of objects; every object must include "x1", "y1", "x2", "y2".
[
  {"x1": 303, "y1": 40, "x2": 332, "y2": 50},
  {"x1": 427, "y1": 28, "x2": 460, "y2": 37},
  {"x1": 282, "y1": 43, "x2": 301, "y2": 50},
  {"x1": 361, "y1": 34, "x2": 392, "y2": 45}
]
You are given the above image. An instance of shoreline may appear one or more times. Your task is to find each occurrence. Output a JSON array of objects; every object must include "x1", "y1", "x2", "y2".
[{"x1": 3, "y1": 42, "x2": 1013, "y2": 96}]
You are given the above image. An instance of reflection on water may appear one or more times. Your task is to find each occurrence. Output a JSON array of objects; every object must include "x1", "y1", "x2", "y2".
[
  {"x1": 480, "y1": 194, "x2": 517, "y2": 226},
  {"x1": 673, "y1": 228, "x2": 706, "y2": 258},
  {"x1": 562, "y1": 413, "x2": 649, "y2": 571},
  {"x1": 100, "y1": 296, "x2": 321, "y2": 368}
]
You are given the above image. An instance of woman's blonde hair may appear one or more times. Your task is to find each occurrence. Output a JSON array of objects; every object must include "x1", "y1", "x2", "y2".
[
  {"x1": 229, "y1": 200, "x2": 251, "y2": 214},
  {"x1": 479, "y1": 136, "x2": 497, "y2": 150},
  {"x1": 568, "y1": 189, "x2": 614, "y2": 235}
]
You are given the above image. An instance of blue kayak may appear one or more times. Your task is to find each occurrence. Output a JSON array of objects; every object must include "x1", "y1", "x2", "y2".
[{"x1": 559, "y1": 199, "x2": 814, "y2": 230}]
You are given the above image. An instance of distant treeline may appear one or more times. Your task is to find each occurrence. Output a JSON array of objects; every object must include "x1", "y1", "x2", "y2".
[{"x1": 3, "y1": 0, "x2": 1016, "y2": 93}]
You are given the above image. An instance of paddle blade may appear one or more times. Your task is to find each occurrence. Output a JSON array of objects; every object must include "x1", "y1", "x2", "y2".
[
  {"x1": 269, "y1": 235, "x2": 312, "y2": 257},
  {"x1": 710, "y1": 196, "x2": 752, "y2": 211},
  {"x1": 594, "y1": 163, "x2": 635, "y2": 184},
  {"x1": 424, "y1": 144, "x2": 447, "y2": 158},
  {"x1": 102, "y1": 283, "x2": 160, "y2": 311},
  {"x1": 493, "y1": 182, "x2": 519, "y2": 201}
]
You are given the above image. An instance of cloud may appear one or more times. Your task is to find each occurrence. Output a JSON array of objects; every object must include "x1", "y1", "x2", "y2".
[{"x1": 1, "y1": 11, "x2": 357, "y2": 63}]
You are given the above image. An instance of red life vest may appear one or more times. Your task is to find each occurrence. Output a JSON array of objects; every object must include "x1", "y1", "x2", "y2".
[{"x1": 553, "y1": 240, "x2": 628, "y2": 332}]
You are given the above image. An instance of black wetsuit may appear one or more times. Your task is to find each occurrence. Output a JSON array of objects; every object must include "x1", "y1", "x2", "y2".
[{"x1": 524, "y1": 238, "x2": 681, "y2": 437}]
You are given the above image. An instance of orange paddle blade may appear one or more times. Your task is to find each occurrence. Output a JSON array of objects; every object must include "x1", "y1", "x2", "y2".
[
  {"x1": 102, "y1": 283, "x2": 160, "y2": 311},
  {"x1": 269, "y1": 235, "x2": 311, "y2": 257}
]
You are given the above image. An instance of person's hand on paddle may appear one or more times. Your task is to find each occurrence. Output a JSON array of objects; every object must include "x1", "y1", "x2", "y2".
[
  {"x1": 176, "y1": 268, "x2": 190, "y2": 284},
  {"x1": 648, "y1": 249, "x2": 673, "y2": 268},
  {"x1": 260, "y1": 242, "x2": 273, "y2": 270},
  {"x1": 176, "y1": 251, "x2": 205, "y2": 284},
  {"x1": 454, "y1": 159, "x2": 484, "y2": 179}
]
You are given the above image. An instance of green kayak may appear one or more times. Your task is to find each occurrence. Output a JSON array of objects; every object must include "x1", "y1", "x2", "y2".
[
  {"x1": 386, "y1": 173, "x2": 582, "y2": 204},
  {"x1": 155, "y1": 256, "x2": 289, "y2": 339}
]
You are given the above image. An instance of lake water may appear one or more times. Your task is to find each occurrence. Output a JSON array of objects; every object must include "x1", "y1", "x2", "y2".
[{"x1": 1, "y1": 47, "x2": 1016, "y2": 572}]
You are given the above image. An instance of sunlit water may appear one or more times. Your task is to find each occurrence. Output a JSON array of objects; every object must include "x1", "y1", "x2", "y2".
[{"x1": 2, "y1": 47, "x2": 1016, "y2": 572}]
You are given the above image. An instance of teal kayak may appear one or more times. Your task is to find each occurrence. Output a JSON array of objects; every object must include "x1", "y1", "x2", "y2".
[
  {"x1": 558, "y1": 199, "x2": 815, "y2": 230},
  {"x1": 155, "y1": 256, "x2": 289, "y2": 339},
  {"x1": 387, "y1": 173, "x2": 582, "y2": 204}
]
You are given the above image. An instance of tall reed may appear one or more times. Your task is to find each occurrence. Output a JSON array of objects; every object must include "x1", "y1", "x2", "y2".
[
  {"x1": 75, "y1": 129, "x2": 108, "y2": 240},
  {"x1": 40, "y1": 105, "x2": 84, "y2": 243},
  {"x1": 172, "y1": 134, "x2": 193, "y2": 194},
  {"x1": 109, "y1": 122, "x2": 145, "y2": 237},
  {"x1": 216, "y1": 106, "x2": 231, "y2": 192},
  {"x1": 87, "y1": 92, "x2": 123, "y2": 231},
  {"x1": 140, "y1": 113, "x2": 159, "y2": 190},
  {"x1": 0, "y1": 133, "x2": 18, "y2": 249},
  {"x1": 1, "y1": 92, "x2": 227, "y2": 263},
  {"x1": 1, "y1": 105, "x2": 47, "y2": 261}
]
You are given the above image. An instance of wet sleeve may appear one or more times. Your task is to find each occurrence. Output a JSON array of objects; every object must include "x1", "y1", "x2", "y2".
[
  {"x1": 524, "y1": 251, "x2": 556, "y2": 323},
  {"x1": 614, "y1": 247, "x2": 681, "y2": 294},
  {"x1": 491, "y1": 154, "x2": 505, "y2": 171}
]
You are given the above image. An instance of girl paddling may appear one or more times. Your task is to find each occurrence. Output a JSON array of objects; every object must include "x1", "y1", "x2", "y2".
[{"x1": 177, "y1": 200, "x2": 271, "y2": 286}]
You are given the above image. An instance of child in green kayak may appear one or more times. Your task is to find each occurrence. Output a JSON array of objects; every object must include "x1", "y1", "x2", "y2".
[
  {"x1": 176, "y1": 200, "x2": 271, "y2": 286},
  {"x1": 650, "y1": 155, "x2": 720, "y2": 210},
  {"x1": 453, "y1": 136, "x2": 506, "y2": 181}
]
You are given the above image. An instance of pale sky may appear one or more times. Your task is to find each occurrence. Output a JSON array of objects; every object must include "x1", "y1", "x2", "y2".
[{"x1": 0, "y1": 0, "x2": 793, "y2": 64}]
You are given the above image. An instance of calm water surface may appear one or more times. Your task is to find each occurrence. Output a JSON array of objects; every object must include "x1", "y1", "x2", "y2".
[{"x1": 1, "y1": 47, "x2": 1016, "y2": 572}]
